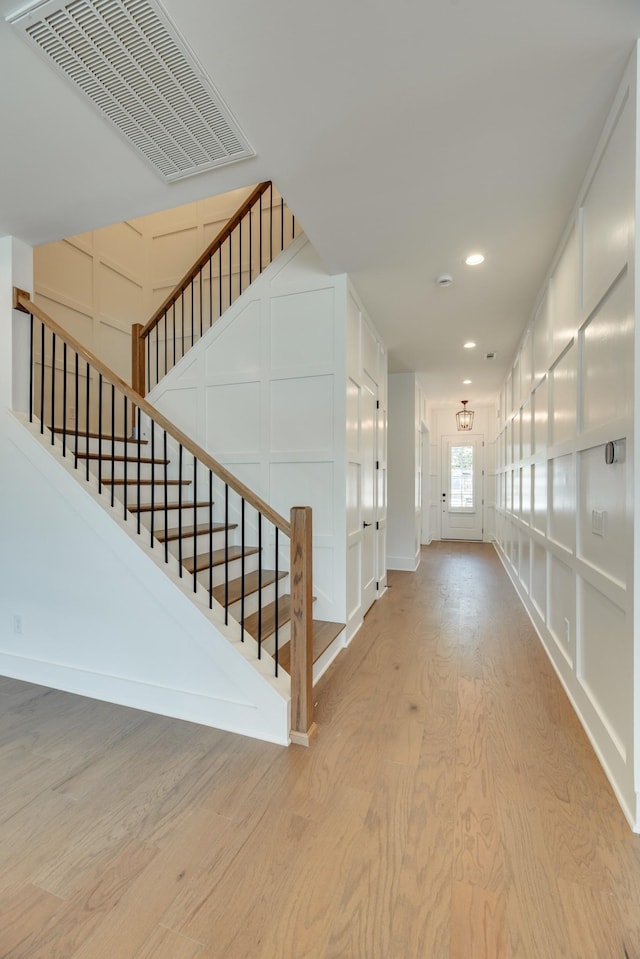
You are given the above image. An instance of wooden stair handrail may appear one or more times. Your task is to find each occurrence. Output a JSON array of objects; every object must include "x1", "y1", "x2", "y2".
[
  {"x1": 140, "y1": 180, "x2": 273, "y2": 340},
  {"x1": 14, "y1": 289, "x2": 291, "y2": 537}
]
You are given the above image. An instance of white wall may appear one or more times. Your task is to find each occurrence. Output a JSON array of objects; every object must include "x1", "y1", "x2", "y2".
[
  {"x1": 149, "y1": 233, "x2": 388, "y2": 644},
  {"x1": 387, "y1": 373, "x2": 423, "y2": 570},
  {"x1": 427, "y1": 404, "x2": 497, "y2": 542},
  {"x1": 495, "y1": 50, "x2": 639, "y2": 827},
  {"x1": 1, "y1": 238, "x2": 289, "y2": 744},
  {"x1": 34, "y1": 220, "x2": 146, "y2": 383},
  {"x1": 149, "y1": 235, "x2": 348, "y2": 629}
]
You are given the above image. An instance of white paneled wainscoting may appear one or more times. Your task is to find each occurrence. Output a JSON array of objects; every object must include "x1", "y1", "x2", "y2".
[
  {"x1": 495, "y1": 48, "x2": 640, "y2": 828},
  {"x1": 149, "y1": 233, "x2": 388, "y2": 652}
]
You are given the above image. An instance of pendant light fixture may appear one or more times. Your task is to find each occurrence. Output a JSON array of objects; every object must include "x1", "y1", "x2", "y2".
[{"x1": 456, "y1": 400, "x2": 474, "y2": 431}]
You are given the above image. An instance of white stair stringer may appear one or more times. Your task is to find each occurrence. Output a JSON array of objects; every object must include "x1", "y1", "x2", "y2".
[{"x1": 3, "y1": 410, "x2": 291, "y2": 746}]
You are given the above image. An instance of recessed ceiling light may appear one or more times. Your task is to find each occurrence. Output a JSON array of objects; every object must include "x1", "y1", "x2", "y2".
[
  {"x1": 463, "y1": 379, "x2": 472, "y2": 385},
  {"x1": 464, "y1": 341, "x2": 477, "y2": 349},
  {"x1": 465, "y1": 253, "x2": 485, "y2": 266}
]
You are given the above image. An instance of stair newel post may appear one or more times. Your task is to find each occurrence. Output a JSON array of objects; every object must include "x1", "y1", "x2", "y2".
[
  {"x1": 131, "y1": 323, "x2": 145, "y2": 398},
  {"x1": 289, "y1": 506, "x2": 317, "y2": 746}
]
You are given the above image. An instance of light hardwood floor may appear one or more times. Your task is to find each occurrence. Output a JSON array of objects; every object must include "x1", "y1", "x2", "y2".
[{"x1": 2, "y1": 542, "x2": 640, "y2": 958}]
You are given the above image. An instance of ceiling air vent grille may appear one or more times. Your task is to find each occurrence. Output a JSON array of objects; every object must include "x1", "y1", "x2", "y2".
[{"x1": 8, "y1": 0, "x2": 255, "y2": 181}]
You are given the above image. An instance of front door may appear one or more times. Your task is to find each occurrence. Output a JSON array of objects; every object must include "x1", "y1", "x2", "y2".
[{"x1": 441, "y1": 435, "x2": 483, "y2": 541}]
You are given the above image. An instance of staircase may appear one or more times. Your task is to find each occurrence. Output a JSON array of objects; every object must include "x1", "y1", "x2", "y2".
[
  {"x1": 7, "y1": 183, "x2": 344, "y2": 745},
  {"x1": 57, "y1": 424, "x2": 343, "y2": 672},
  {"x1": 11, "y1": 183, "x2": 345, "y2": 744}
]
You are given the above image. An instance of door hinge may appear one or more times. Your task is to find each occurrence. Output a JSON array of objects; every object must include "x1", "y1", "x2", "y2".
[
  {"x1": 376, "y1": 581, "x2": 379, "y2": 590},
  {"x1": 375, "y1": 521, "x2": 379, "y2": 530},
  {"x1": 376, "y1": 399, "x2": 380, "y2": 409},
  {"x1": 376, "y1": 460, "x2": 379, "y2": 469}
]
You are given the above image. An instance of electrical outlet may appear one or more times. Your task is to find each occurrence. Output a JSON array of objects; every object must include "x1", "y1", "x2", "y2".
[
  {"x1": 13, "y1": 615, "x2": 22, "y2": 635},
  {"x1": 592, "y1": 509, "x2": 606, "y2": 537}
]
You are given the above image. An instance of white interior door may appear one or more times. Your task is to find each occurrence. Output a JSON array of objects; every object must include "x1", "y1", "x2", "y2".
[
  {"x1": 421, "y1": 427, "x2": 430, "y2": 544},
  {"x1": 441, "y1": 434, "x2": 484, "y2": 541},
  {"x1": 361, "y1": 378, "x2": 377, "y2": 614},
  {"x1": 375, "y1": 393, "x2": 387, "y2": 592}
]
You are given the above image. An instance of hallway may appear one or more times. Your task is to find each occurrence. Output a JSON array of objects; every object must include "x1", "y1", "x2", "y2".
[{"x1": 1, "y1": 542, "x2": 640, "y2": 957}]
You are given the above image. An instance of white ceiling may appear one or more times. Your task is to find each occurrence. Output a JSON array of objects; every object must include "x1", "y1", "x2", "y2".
[{"x1": 2, "y1": 0, "x2": 639, "y2": 405}]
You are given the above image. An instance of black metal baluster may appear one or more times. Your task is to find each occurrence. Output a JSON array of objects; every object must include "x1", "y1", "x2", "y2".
[
  {"x1": 257, "y1": 512, "x2": 262, "y2": 659},
  {"x1": 155, "y1": 325, "x2": 159, "y2": 390},
  {"x1": 28, "y1": 313, "x2": 34, "y2": 424},
  {"x1": 274, "y1": 527, "x2": 279, "y2": 676},
  {"x1": 228, "y1": 234, "x2": 232, "y2": 308},
  {"x1": 269, "y1": 183, "x2": 273, "y2": 264},
  {"x1": 249, "y1": 205, "x2": 252, "y2": 284},
  {"x1": 98, "y1": 373, "x2": 103, "y2": 493},
  {"x1": 239, "y1": 217, "x2": 243, "y2": 295},
  {"x1": 218, "y1": 246, "x2": 222, "y2": 319},
  {"x1": 39, "y1": 321, "x2": 44, "y2": 434},
  {"x1": 50, "y1": 332, "x2": 56, "y2": 444},
  {"x1": 136, "y1": 406, "x2": 142, "y2": 533},
  {"x1": 191, "y1": 283, "x2": 194, "y2": 349},
  {"x1": 193, "y1": 455, "x2": 198, "y2": 593},
  {"x1": 85, "y1": 361, "x2": 90, "y2": 481},
  {"x1": 178, "y1": 443, "x2": 183, "y2": 576},
  {"x1": 209, "y1": 470, "x2": 213, "y2": 610},
  {"x1": 199, "y1": 268, "x2": 203, "y2": 339},
  {"x1": 62, "y1": 342, "x2": 67, "y2": 457},
  {"x1": 209, "y1": 256, "x2": 213, "y2": 331},
  {"x1": 123, "y1": 396, "x2": 128, "y2": 517},
  {"x1": 74, "y1": 352, "x2": 79, "y2": 470},
  {"x1": 164, "y1": 312, "x2": 168, "y2": 380},
  {"x1": 172, "y1": 302, "x2": 176, "y2": 369},
  {"x1": 292, "y1": 212, "x2": 295, "y2": 239},
  {"x1": 150, "y1": 419, "x2": 156, "y2": 545},
  {"x1": 280, "y1": 197, "x2": 284, "y2": 251},
  {"x1": 224, "y1": 484, "x2": 229, "y2": 625},
  {"x1": 146, "y1": 330, "x2": 151, "y2": 394},
  {"x1": 181, "y1": 290, "x2": 185, "y2": 363},
  {"x1": 111, "y1": 385, "x2": 115, "y2": 507},
  {"x1": 259, "y1": 192, "x2": 263, "y2": 274},
  {"x1": 240, "y1": 497, "x2": 245, "y2": 640},
  {"x1": 163, "y1": 430, "x2": 168, "y2": 562}
]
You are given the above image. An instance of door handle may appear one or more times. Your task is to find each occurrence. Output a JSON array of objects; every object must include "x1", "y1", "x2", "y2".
[{"x1": 363, "y1": 522, "x2": 372, "y2": 528}]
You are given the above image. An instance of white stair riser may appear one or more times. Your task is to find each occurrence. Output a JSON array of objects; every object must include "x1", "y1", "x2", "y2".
[
  {"x1": 261, "y1": 623, "x2": 292, "y2": 657},
  {"x1": 192, "y1": 553, "x2": 260, "y2": 588},
  {"x1": 223, "y1": 578, "x2": 290, "y2": 619}
]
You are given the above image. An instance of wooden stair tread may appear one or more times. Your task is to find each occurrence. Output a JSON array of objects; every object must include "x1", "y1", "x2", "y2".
[
  {"x1": 102, "y1": 478, "x2": 190, "y2": 486},
  {"x1": 129, "y1": 500, "x2": 213, "y2": 514},
  {"x1": 49, "y1": 428, "x2": 147, "y2": 444},
  {"x1": 76, "y1": 453, "x2": 168, "y2": 464},
  {"x1": 183, "y1": 544, "x2": 259, "y2": 574},
  {"x1": 243, "y1": 595, "x2": 291, "y2": 641},
  {"x1": 213, "y1": 568, "x2": 286, "y2": 605},
  {"x1": 156, "y1": 522, "x2": 237, "y2": 543},
  {"x1": 277, "y1": 620, "x2": 345, "y2": 674}
]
